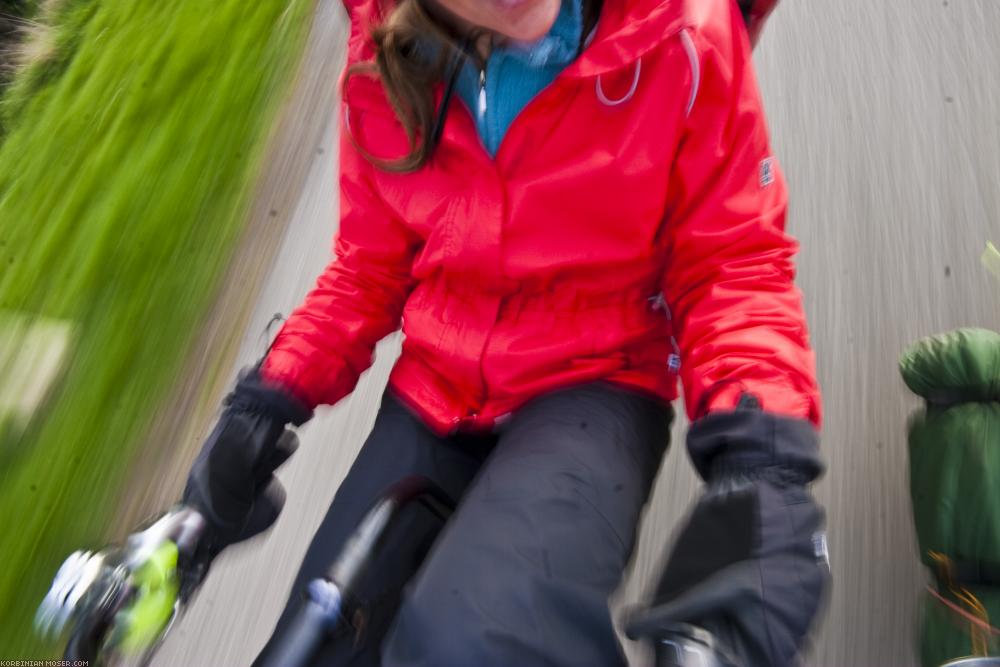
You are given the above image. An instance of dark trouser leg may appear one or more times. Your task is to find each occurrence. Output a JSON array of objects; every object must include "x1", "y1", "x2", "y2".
[
  {"x1": 253, "y1": 392, "x2": 494, "y2": 667},
  {"x1": 383, "y1": 382, "x2": 673, "y2": 667}
]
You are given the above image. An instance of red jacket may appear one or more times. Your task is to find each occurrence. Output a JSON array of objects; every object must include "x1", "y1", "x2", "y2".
[{"x1": 261, "y1": 0, "x2": 821, "y2": 435}]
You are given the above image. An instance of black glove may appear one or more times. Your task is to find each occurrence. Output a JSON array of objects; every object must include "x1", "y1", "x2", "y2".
[
  {"x1": 626, "y1": 398, "x2": 830, "y2": 667},
  {"x1": 182, "y1": 368, "x2": 312, "y2": 554}
]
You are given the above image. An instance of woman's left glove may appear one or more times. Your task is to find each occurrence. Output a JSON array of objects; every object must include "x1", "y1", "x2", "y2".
[
  {"x1": 626, "y1": 400, "x2": 830, "y2": 667},
  {"x1": 182, "y1": 368, "x2": 312, "y2": 554}
]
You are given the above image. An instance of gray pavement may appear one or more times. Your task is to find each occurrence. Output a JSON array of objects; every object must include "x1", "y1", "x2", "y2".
[{"x1": 154, "y1": 1, "x2": 1000, "y2": 665}]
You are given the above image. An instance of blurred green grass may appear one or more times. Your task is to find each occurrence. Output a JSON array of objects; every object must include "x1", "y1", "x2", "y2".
[
  {"x1": 0, "y1": 2, "x2": 36, "y2": 98},
  {"x1": 0, "y1": 0, "x2": 313, "y2": 655}
]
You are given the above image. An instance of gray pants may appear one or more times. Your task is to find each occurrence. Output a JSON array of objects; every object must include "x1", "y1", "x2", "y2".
[{"x1": 255, "y1": 382, "x2": 672, "y2": 667}]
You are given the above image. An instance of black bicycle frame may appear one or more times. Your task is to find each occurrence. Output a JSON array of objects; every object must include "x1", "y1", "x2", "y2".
[{"x1": 256, "y1": 475, "x2": 455, "y2": 667}]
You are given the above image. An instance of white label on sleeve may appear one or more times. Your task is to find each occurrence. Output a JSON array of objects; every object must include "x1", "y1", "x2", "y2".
[{"x1": 760, "y1": 157, "x2": 776, "y2": 187}]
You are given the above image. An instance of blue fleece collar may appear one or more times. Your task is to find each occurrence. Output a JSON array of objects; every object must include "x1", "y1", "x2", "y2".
[{"x1": 455, "y1": 0, "x2": 584, "y2": 157}]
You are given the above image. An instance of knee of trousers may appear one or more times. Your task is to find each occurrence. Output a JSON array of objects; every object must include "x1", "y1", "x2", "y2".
[{"x1": 380, "y1": 571, "x2": 502, "y2": 667}]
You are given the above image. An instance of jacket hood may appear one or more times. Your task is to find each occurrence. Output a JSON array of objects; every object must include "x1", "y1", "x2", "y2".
[
  {"x1": 565, "y1": 0, "x2": 686, "y2": 77},
  {"x1": 344, "y1": 0, "x2": 687, "y2": 77}
]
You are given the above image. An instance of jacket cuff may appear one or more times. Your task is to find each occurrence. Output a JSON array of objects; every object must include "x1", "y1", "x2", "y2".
[
  {"x1": 696, "y1": 378, "x2": 821, "y2": 427},
  {"x1": 687, "y1": 395, "x2": 823, "y2": 483},
  {"x1": 226, "y1": 367, "x2": 314, "y2": 426}
]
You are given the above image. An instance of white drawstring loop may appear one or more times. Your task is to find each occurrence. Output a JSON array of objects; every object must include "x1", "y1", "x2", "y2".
[{"x1": 595, "y1": 58, "x2": 642, "y2": 107}]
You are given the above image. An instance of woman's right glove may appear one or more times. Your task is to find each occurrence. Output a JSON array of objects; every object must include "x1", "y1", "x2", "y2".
[
  {"x1": 626, "y1": 399, "x2": 830, "y2": 667},
  {"x1": 182, "y1": 368, "x2": 312, "y2": 555}
]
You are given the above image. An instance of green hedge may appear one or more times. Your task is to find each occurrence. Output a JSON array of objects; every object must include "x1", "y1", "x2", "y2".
[{"x1": 0, "y1": 0, "x2": 314, "y2": 656}]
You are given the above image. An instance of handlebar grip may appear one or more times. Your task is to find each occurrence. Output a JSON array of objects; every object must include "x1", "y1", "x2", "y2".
[
  {"x1": 653, "y1": 626, "x2": 737, "y2": 667},
  {"x1": 656, "y1": 639, "x2": 727, "y2": 667}
]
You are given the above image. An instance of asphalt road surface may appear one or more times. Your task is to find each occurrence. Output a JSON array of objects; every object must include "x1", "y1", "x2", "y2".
[{"x1": 154, "y1": 1, "x2": 1000, "y2": 665}]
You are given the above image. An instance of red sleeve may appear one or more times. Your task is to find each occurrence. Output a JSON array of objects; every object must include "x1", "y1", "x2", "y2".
[
  {"x1": 260, "y1": 109, "x2": 421, "y2": 409},
  {"x1": 661, "y1": 7, "x2": 821, "y2": 426}
]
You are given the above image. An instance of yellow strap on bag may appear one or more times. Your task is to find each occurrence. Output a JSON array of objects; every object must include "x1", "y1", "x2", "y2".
[{"x1": 982, "y1": 242, "x2": 1000, "y2": 282}]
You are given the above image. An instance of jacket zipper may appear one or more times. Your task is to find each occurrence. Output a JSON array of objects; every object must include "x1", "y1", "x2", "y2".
[
  {"x1": 477, "y1": 64, "x2": 487, "y2": 122},
  {"x1": 459, "y1": 31, "x2": 689, "y2": 425}
]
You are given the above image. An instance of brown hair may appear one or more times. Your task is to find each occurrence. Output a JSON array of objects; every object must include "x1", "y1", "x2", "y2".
[
  {"x1": 346, "y1": 0, "x2": 602, "y2": 173},
  {"x1": 344, "y1": 0, "x2": 479, "y2": 173}
]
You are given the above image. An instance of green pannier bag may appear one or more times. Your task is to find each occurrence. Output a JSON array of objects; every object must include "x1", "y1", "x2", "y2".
[
  {"x1": 920, "y1": 586, "x2": 1000, "y2": 667},
  {"x1": 908, "y1": 402, "x2": 1000, "y2": 568},
  {"x1": 901, "y1": 328, "x2": 1000, "y2": 666},
  {"x1": 902, "y1": 328, "x2": 1000, "y2": 566},
  {"x1": 901, "y1": 328, "x2": 1000, "y2": 407}
]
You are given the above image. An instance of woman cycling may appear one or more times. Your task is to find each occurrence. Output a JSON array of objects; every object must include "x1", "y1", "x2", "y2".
[{"x1": 182, "y1": 0, "x2": 829, "y2": 664}]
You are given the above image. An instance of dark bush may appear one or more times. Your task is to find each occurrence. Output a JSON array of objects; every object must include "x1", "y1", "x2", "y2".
[{"x1": 1, "y1": 1, "x2": 35, "y2": 81}]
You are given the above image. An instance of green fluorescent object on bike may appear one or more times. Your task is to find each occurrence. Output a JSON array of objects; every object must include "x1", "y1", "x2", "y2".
[{"x1": 114, "y1": 541, "x2": 180, "y2": 654}]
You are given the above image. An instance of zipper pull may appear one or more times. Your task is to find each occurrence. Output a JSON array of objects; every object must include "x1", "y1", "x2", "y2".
[{"x1": 477, "y1": 66, "x2": 487, "y2": 120}]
